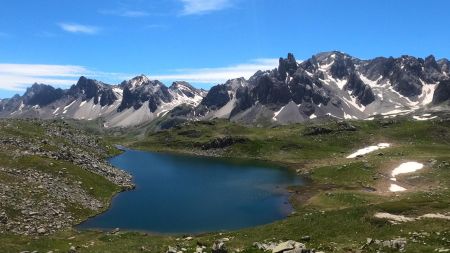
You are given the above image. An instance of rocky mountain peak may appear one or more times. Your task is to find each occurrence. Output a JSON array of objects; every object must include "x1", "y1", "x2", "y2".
[
  {"x1": 169, "y1": 81, "x2": 204, "y2": 99},
  {"x1": 68, "y1": 76, "x2": 117, "y2": 106},
  {"x1": 170, "y1": 81, "x2": 195, "y2": 91},
  {"x1": 1, "y1": 51, "x2": 450, "y2": 128},
  {"x1": 23, "y1": 83, "x2": 64, "y2": 107},
  {"x1": 278, "y1": 53, "x2": 298, "y2": 80},
  {"x1": 120, "y1": 75, "x2": 154, "y2": 90}
]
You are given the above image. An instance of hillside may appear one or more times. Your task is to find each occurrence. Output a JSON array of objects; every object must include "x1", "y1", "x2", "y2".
[{"x1": 0, "y1": 115, "x2": 449, "y2": 252}]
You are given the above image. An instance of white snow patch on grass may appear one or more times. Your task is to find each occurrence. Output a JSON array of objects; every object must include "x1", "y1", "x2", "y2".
[
  {"x1": 389, "y1": 183, "x2": 407, "y2": 192},
  {"x1": 391, "y1": 162, "x2": 424, "y2": 178},
  {"x1": 346, "y1": 143, "x2": 390, "y2": 158}
]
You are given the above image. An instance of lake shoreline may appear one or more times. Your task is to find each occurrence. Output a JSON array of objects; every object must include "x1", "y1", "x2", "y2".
[{"x1": 77, "y1": 147, "x2": 304, "y2": 234}]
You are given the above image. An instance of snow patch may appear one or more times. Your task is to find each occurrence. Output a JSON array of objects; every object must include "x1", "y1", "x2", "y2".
[
  {"x1": 346, "y1": 143, "x2": 390, "y2": 158},
  {"x1": 389, "y1": 184, "x2": 407, "y2": 192},
  {"x1": 391, "y1": 162, "x2": 424, "y2": 178},
  {"x1": 63, "y1": 100, "x2": 76, "y2": 111},
  {"x1": 382, "y1": 109, "x2": 413, "y2": 116},
  {"x1": 413, "y1": 115, "x2": 437, "y2": 121},
  {"x1": 272, "y1": 106, "x2": 286, "y2": 121},
  {"x1": 113, "y1": 87, "x2": 123, "y2": 95},
  {"x1": 418, "y1": 80, "x2": 437, "y2": 105}
]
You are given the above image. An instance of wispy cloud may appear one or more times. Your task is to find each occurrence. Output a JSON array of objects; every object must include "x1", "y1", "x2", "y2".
[
  {"x1": 152, "y1": 58, "x2": 278, "y2": 84},
  {"x1": 58, "y1": 23, "x2": 99, "y2": 34},
  {"x1": 0, "y1": 64, "x2": 131, "y2": 92},
  {"x1": 99, "y1": 9, "x2": 149, "y2": 17},
  {"x1": 180, "y1": 0, "x2": 233, "y2": 15},
  {"x1": 0, "y1": 64, "x2": 88, "y2": 92},
  {"x1": 0, "y1": 32, "x2": 10, "y2": 38},
  {"x1": 0, "y1": 58, "x2": 278, "y2": 93}
]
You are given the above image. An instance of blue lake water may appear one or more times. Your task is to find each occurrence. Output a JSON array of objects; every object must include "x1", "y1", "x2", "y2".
[{"x1": 77, "y1": 149, "x2": 302, "y2": 234}]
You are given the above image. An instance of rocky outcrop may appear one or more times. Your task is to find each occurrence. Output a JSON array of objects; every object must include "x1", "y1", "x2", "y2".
[
  {"x1": 200, "y1": 84, "x2": 231, "y2": 110},
  {"x1": 119, "y1": 75, "x2": 172, "y2": 112},
  {"x1": 278, "y1": 53, "x2": 298, "y2": 80},
  {"x1": 68, "y1": 76, "x2": 118, "y2": 106},
  {"x1": 432, "y1": 80, "x2": 450, "y2": 105},
  {"x1": 212, "y1": 240, "x2": 227, "y2": 253},
  {"x1": 199, "y1": 136, "x2": 249, "y2": 150},
  {"x1": 0, "y1": 119, "x2": 134, "y2": 236},
  {"x1": 344, "y1": 73, "x2": 375, "y2": 106},
  {"x1": 363, "y1": 237, "x2": 407, "y2": 252},
  {"x1": 23, "y1": 83, "x2": 64, "y2": 107},
  {"x1": 253, "y1": 240, "x2": 317, "y2": 253}
]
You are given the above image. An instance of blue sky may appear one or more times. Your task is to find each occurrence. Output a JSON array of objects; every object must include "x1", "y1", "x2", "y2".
[{"x1": 0, "y1": 0, "x2": 449, "y2": 98}]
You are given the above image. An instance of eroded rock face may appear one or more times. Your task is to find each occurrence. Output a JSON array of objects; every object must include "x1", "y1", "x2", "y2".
[
  {"x1": 432, "y1": 80, "x2": 450, "y2": 105},
  {"x1": 23, "y1": 84, "x2": 64, "y2": 107},
  {"x1": 344, "y1": 73, "x2": 375, "y2": 106},
  {"x1": 119, "y1": 75, "x2": 172, "y2": 112},
  {"x1": 278, "y1": 53, "x2": 298, "y2": 80},
  {"x1": 200, "y1": 84, "x2": 231, "y2": 110},
  {"x1": 69, "y1": 76, "x2": 118, "y2": 106}
]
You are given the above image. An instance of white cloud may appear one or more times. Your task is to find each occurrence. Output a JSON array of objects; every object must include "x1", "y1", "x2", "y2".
[
  {"x1": 0, "y1": 64, "x2": 132, "y2": 92},
  {"x1": 58, "y1": 23, "x2": 99, "y2": 34},
  {"x1": 180, "y1": 0, "x2": 232, "y2": 15},
  {"x1": 0, "y1": 58, "x2": 279, "y2": 93},
  {"x1": 0, "y1": 32, "x2": 9, "y2": 38},
  {"x1": 0, "y1": 64, "x2": 89, "y2": 92},
  {"x1": 152, "y1": 58, "x2": 278, "y2": 84}
]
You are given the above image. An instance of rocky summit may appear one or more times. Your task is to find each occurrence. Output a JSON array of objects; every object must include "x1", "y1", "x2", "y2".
[{"x1": 1, "y1": 52, "x2": 450, "y2": 128}]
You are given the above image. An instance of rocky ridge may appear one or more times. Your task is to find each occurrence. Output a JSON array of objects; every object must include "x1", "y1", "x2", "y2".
[
  {"x1": 1, "y1": 52, "x2": 450, "y2": 128},
  {"x1": 0, "y1": 119, "x2": 133, "y2": 236}
]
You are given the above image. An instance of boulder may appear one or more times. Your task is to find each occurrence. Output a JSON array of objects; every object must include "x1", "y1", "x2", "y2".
[
  {"x1": 212, "y1": 240, "x2": 227, "y2": 253},
  {"x1": 166, "y1": 246, "x2": 178, "y2": 253},
  {"x1": 0, "y1": 212, "x2": 7, "y2": 224},
  {"x1": 272, "y1": 240, "x2": 305, "y2": 253}
]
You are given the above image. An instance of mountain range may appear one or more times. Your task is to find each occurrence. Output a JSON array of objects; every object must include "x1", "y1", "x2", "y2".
[{"x1": 1, "y1": 51, "x2": 449, "y2": 128}]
